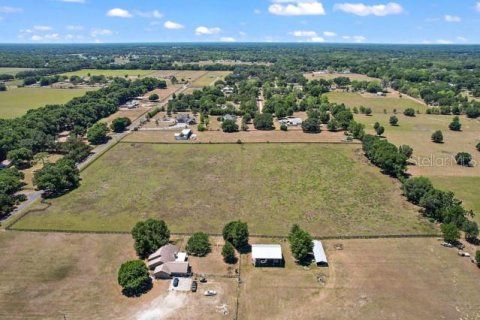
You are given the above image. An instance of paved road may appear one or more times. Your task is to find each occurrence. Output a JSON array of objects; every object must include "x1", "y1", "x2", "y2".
[{"x1": 2, "y1": 84, "x2": 190, "y2": 224}]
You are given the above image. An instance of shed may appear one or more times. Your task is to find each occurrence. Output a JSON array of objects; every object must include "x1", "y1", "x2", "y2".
[
  {"x1": 0, "y1": 160, "x2": 12, "y2": 169},
  {"x1": 175, "y1": 129, "x2": 192, "y2": 141},
  {"x1": 251, "y1": 244, "x2": 283, "y2": 267},
  {"x1": 312, "y1": 240, "x2": 328, "y2": 267}
]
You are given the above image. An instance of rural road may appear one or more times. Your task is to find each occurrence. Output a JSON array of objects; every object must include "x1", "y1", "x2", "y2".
[{"x1": 2, "y1": 84, "x2": 190, "y2": 225}]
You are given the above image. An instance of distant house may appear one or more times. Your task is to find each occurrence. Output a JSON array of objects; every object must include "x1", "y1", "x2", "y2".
[
  {"x1": 279, "y1": 117, "x2": 302, "y2": 126},
  {"x1": 223, "y1": 114, "x2": 237, "y2": 122},
  {"x1": 176, "y1": 114, "x2": 196, "y2": 125},
  {"x1": 221, "y1": 86, "x2": 234, "y2": 94},
  {"x1": 123, "y1": 100, "x2": 140, "y2": 109},
  {"x1": 376, "y1": 92, "x2": 386, "y2": 97},
  {"x1": 153, "y1": 261, "x2": 190, "y2": 279},
  {"x1": 251, "y1": 244, "x2": 283, "y2": 267},
  {"x1": 56, "y1": 131, "x2": 71, "y2": 143},
  {"x1": 175, "y1": 129, "x2": 193, "y2": 141},
  {"x1": 147, "y1": 244, "x2": 189, "y2": 270},
  {"x1": 0, "y1": 159, "x2": 12, "y2": 169},
  {"x1": 312, "y1": 240, "x2": 328, "y2": 267}
]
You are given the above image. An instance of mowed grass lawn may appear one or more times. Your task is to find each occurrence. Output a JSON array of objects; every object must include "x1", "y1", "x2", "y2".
[
  {"x1": 326, "y1": 91, "x2": 427, "y2": 114},
  {"x1": 0, "y1": 87, "x2": 94, "y2": 118},
  {"x1": 0, "y1": 67, "x2": 33, "y2": 75},
  {"x1": 14, "y1": 143, "x2": 435, "y2": 235},
  {"x1": 61, "y1": 69, "x2": 156, "y2": 78}
]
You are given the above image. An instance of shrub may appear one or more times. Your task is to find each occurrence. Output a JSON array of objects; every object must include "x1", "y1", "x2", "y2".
[
  {"x1": 455, "y1": 152, "x2": 472, "y2": 166},
  {"x1": 148, "y1": 93, "x2": 159, "y2": 101},
  {"x1": 131, "y1": 219, "x2": 170, "y2": 259},
  {"x1": 111, "y1": 117, "x2": 132, "y2": 133},
  {"x1": 404, "y1": 108, "x2": 415, "y2": 117},
  {"x1": 280, "y1": 124, "x2": 288, "y2": 131},
  {"x1": 365, "y1": 107, "x2": 372, "y2": 116},
  {"x1": 373, "y1": 122, "x2": 380, "y2": 130},
  {"x1": 223, "y1": 220, "x2": 249, "y2": 249},
  {"x1": 462, "y1": 220, "x2": 479, "y2": 242},
  {"x1": 222, "y1": 241, "x2": 236, "y2": 263},
  {"x1": 441, "y1": 223, "x2": 460, "y2": 243},
  {"x1": 186, "y1": 232, "x2": 211, "y2": 257},
  {"x1": 117, "y1": 260, "x2": 152, "y2": 297},
  {"x1": 302, "y1": 118, "x2": 320, "y2": 133},
  {"x1": 375, "y1": 125, "x2": 385, "y2": 136},
  {"x1": 399, "y1": 145, "x2": 413, "y2": 158},
  {"x1": 197, "y1": 123, "x2": 206, "y2": 132},
  {"x1": 431, "y1": 130, "x2": 443, "y2": 143},
  {"x1": 253, "y1": 113, "x2": 274, "y2": 130},
  {"x1": 222, "y1": 119, "x2": 239, "y2": 133},
  {"x1": 389, "y1": 115, "x2": 399, "y2": 126},
  {"x1": 449, "y1": 116, "x2": 461, "y2": 131},
  {"x1": 327, "y1": 119, "x2": 338, "y2": 131}
]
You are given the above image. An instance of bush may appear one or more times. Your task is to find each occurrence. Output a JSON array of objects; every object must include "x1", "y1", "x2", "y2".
[
  {"x1": 280, "y1": 124, "x2": 288, "y2": 131},
  {"x1": 431, "y1": 130, "x2": 443, "y2": 143},
  {"x1": 441, "y1": 223, "x2": 460, "y2": 243},
  {"x1": 288, "y1": 224, "x2": 313, "y2": 262},
  {"x1": 222, "y1": 119, "x2": 239, "y2": 133},
  {"x1": 462, "y1": 220, "x2": 479, "y2": 242},
  {"x1": 373, "y1": 122, "x2": 380, "y2": 130},
  {"x1": 223, "y1": 220, "x2": 249, "y2": 249},
  {"x1": 197, "y1": 123, "x2": 206, "y2": 132},
  {"x1": 403, "y1": 177, "x2": 433, "y2": 204},
  {"x1": 389, "y1": 115, "x2": 399, "y2": 126},
  {"x1": 476, "y1": 251, "x2": 480, "y2": 268},
  {"x1": 186, "y1": 232, "x2": 211, "y2": 257},
  {"x1": 365, "y1": 107, "x2": 372, "y2": 116},
  {"x1": 118, "y1": 260, "x2": 152, "y2": 297},
  {"x1": 455, "y1": 152, "x2": 472, "y2": 166},
  {"x1": 148, "y1": 93, "x2": 159, "y2": 101},
  {"x1": 375, "y1": 125, "x2": 385, "y2": 136},
  {"x1": 327, "y1": 119, "x2": 338, "y2": 131},
  {"x1": 131, "y1": 219, "x2": 170, "y2": 258},
  {"x1": 449, "y1": 116, "x2": 461, "y2": 131},
  {"x1": 302, "y1": 118, "x2": 320, "y2": 133},
  {"x1": 222, "y1": 241, "x2": 236, "y2": 263},
  {"x1": 111, "y1": 117, "x2": 132, "y2": 133},
  {"x1": 404, "y1": 108, "x2": 415, "y2": 117},
  {"x1": 253, "y1": 113, "x2": 274, "y2": 130},
  {"x1": 87, "y1": 122, "x2": 109, "y2": 145},
  {"x1": 399, "y1": 145, "x2": 413, "y2": 158}
]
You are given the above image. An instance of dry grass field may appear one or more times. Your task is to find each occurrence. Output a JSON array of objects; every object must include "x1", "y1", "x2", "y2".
[
  {"x1": 0, "y1": 87, "x2": 95, "y2": 118},
  {"x1": 326, "y1": 91, "x2": 427, "y2": 114},
  {"x1": 239, "y1": 237, "x2": 480, "y2": 320},
  {"x1": 61, "y1": 69, "x2": 156, "y2": 78},
  {"x1": 190, "y1": 71, "x2": 231, "y2": 88},
  {"x1": 304, "y1": 72, "x2": 379, "y2": 82},
  {"x1": 0, "y1": 67, "x2": 33, "y2": 75},
  {"x1": 12, "y1": 143, "x2": 434, "y2": 236}
]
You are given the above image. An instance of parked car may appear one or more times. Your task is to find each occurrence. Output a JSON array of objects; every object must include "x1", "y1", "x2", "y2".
[
  {"x1": 191, "y1": 281, "x2": 198, "y2": 292},
  {"x1": 441, "y1": 242, "x2": 453, "y2": 248},
  {"x1": 173, "y1": 278, "x2": 179, "y2": 287},
  {"x1": 204, "y1": 290, "x2": 217, "y2": 296},
  {"x1": 458, "y1": 251, "x2": 471, "y2": 257},
  {"x1": 456, "y1": 243, "x2": 465, "y2": 250}
]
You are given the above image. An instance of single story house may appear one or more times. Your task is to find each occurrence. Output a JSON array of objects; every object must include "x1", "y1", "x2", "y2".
[
  {"x1": 223, "y1": 114, "x2": 237, "y2": 122},
  {"x1": 376, "y1": 92, "x2": 386, "y2": 97},
  {"x1": 221, "y1": 86, "x2": 234, "y2": 94},
  {"x1": 176, "y1": 114, "x2": 196, "y2": 125},
  {"x1": 0, "y1": 159, "x2": 12, "y2": 169},
  {"x1": 147, "y1": 244, "x2": 182, "y2": 270},
  {"x1": 153, "y1": 261, "x2": 190, "y2": 279},
  {"x1": 174, "y1": 129, "x2": 193, "y2": 141},
  {"x1": 123, "y1": 100, "x2": 140, "y2": 109},
  {"x1": 312, "y1": 240, "x2": 328, "y2": 267},
  {"x1": 56, "y1": 131, "x2": 71, "y2": 143},
  {"x1": 279, "y1": 117, "x2": 303, "y2": 126},
  {"x1": 251, "y1": 244, "x2": 283, "y2": 267}
]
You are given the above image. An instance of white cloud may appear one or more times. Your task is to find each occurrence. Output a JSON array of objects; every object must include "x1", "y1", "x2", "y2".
[
  {"x1": 220, "y1": 37, "x2": 236, "y2": 42},
  {"x1": 444, "y1": 15, "x2": 461, "y2": 22},
  {"x1": 311, "y1": 36, "x2": 325, "y2": 42},
  {"x1": 456, "y1": 36, "x2": 467, "y2": 42},
  {"x1": 477, "y1": 2, "x2": 480, "y2": 12},
  {"x1": 334, "y1": 2, "x2": 403, "y2": 16},
  {"x1": 135, "y1": 10, "x2": 163, "y2": 19},
  {"x1": 239, "y1": 31, "x2": 247, "y2": 36},
  {"x1": 290, "y1": 30, "x2": 318, "y2": 37},
  {"x1": 57, "y1": 0, "x2": 85, "y2": 3},
  {"x1": 34, "y1": 25, "x2": 52, "y2": 31},
  {"x1": 67, "y1": 25, "x2": 84, "y2": 31},
  {"x1": 106, "y1": 8, "x2": 132, "y2": 18},
  {"x1": 269, "y1": 1, "x2": 326, "y2": 16},
  {"x1": 343, "y1": 35, "x2": 366, "y2": 42},
  {"x1": 254, "y1": 9, "x2": 262, "y2": 14},
  {"x1": 195, "y1": 26, "x2": 221, "y2": 35},
  {"x1": 0, "y1": 6, "x2": 23, "y2": 13},
  {"x1": 91, "y1": 28, "x2": 113, "y2": 37},
  {"x1": 0, "y1": 17, "x2": 3, "y2": 21},
  {"x1": 31, "y1": 33, "x2": 61, "y2": 42},
  {"x1": 31, "y1": 35, "x2": 43, "y2": 41},
  {"x1": 323, "y1": 31, "x2": 337, "y2": 37},
  {"x1": 164, "y1": 21, "x2": 184, "y2": 29},
  {"x1": 436, "y1": 39, "x2": 453, "y2": 44}
]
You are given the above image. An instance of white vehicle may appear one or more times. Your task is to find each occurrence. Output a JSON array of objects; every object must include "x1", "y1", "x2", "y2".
[
  {"x1": 458, "y1": 251, "x2": 471, "y2": 257},
  {"x1": 204, "y1": 290, "x2": 217, "y2": 296},
  {"x1": 441, "y1": 242, "x2": 453, "y2": 248}
]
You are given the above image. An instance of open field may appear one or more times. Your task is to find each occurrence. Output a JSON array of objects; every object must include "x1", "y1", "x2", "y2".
[
  {"x1": 355, "y1": 113, "x2": 480, "y2": 177},
  {"x1": 430, "y1": 176, "x2": 480, "y2": 224},
  {"x1": 304, "y1": 72, "x2": 379, "y2": 82},
  {"x1": 0, "y1": 87, "x2": 95, "y2": 118},
  {"x1": 14, "y1": 143, "x2": 434, "y2": 235},
  {"x1": 61, "y1": 69, "x2": 156, "y2": 78},
  {"x1": 239, "y1": 237, "x2": 480, "y2": 320},
  {"x1": 174, "y1": 60, "x2": 272, "y2": 66},
  {"x1": 190, "y1": 71, "x2": 231, "y2": 88},
  {"x1": 0, "y1": 67, "x2": 32, "y2": 75},
  {"x1": 326, "y1": 91, "x2": 427, "y2": 114}
]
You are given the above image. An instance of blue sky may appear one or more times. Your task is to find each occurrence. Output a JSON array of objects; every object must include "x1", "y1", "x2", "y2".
[{"x1": 1, "y1": 0, "x2": 480, "y2": 44}]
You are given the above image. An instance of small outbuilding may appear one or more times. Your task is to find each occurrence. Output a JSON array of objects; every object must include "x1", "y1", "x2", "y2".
[
  {"x1": 251, "y1": 244, "x2": 283, "y2": 267},
  {"x1": 312, "y1": 240, "x2": 328, "y2": 267},
  {"x1": 175, "y1": 129, "x2": 193, "y2": 141}
]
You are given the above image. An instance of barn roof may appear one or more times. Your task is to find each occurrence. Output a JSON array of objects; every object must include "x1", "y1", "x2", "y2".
[
  {"x1": 312, "y1": 240, "x2": 328, "y2": 264},
  {"x1": 251, "y1": 244, "x2": 282, "y2": 260}
]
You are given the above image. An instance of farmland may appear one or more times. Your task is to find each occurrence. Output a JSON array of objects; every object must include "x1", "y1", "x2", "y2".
[
  {"x1": 12, "y1": 143, "x2": 435, "y2": 236},
  {"x1": 1, "y1": 232, "x2": 479, "y2": 320},
  {"x1": 326, "y1": 91, "x2": 427, "y2": 114},
  {"x1": 0, "y1": 67, "x2": 32, "y2": 75},
  {"x1": 61, "y1": 69, "x2": 156, "y2": 78},
  {"x1": 304, "y1": 72, "x2": 379, "y2": 82},
  {"x1": 0, "y1": 87, "x2": 95, "y2": 118}
]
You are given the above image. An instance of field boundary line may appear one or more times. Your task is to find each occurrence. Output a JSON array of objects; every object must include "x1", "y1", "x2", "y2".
[
  {"x1": 119, "y1": 140, "x2": 362, "y2": 146},
  {"x1": 4, "y1": 228, "x2": 441, "y2": 239}
]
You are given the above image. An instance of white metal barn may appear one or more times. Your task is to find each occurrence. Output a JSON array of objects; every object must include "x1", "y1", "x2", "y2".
[
  {"x1": 312, "y1": 240, "x2": 328, "y2": 267},
  {"x1": 251, "y1": 244, "x2": 283, "y2": 267}
]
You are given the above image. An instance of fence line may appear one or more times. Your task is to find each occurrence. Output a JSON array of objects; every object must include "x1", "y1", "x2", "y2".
[{"x1": 119, "y1": 140, "x2": 361, "y2": 146}]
